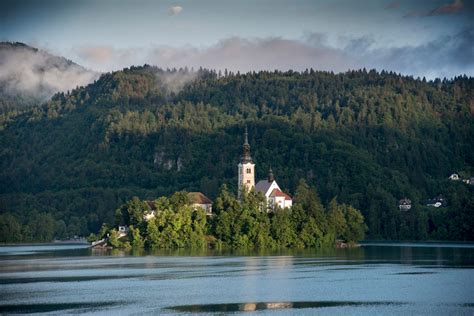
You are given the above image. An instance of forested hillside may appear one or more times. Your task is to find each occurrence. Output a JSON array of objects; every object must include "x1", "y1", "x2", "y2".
[{"x1": 0, "y1": 66, "x2": 472, "y2": 242}]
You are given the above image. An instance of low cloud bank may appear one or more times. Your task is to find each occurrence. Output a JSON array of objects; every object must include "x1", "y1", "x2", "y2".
[
  {"x1": 76, "y1": 29, "x2": 473, "y2": 79},
  {"x1": 0, "y1": 43, "x2": 99, "y2": 101}
]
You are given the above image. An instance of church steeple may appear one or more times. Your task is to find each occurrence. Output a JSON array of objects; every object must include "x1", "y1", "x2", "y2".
[
  {"x1": 268, "y1": 167, "x2": 274, "y2": 182},
  {"x1": 241, "y1": 126, "x2": 253, "y2": 163},
  {"x1": 237, "y1": 126, "x2": 255, "y2": 200}
]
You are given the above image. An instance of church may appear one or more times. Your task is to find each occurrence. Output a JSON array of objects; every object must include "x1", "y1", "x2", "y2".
[{"x1": 237, "y1": 128, "x2": 293, "y2": 210}]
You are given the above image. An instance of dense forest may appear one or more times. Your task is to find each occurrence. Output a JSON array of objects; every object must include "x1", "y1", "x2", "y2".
[
  {"x1": 0, "y1": 65, "x2": 473, "y2": 242},
  {"x1": 99, "y1": 180, "x2": 366, "y2": 250}
]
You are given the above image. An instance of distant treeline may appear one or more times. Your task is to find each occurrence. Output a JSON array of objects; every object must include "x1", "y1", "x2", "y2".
[
  {"x1": 0, "y1": 66, "x2": 473, "y2": 242},
  {"x1": 92, "y1": 180, "x2": 366, "y2": 249}
]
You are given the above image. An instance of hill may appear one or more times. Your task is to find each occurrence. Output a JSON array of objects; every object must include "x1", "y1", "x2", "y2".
[
  {"x1": 0, "y1": 65, "x2": 473, "y2": 242},
  {"x1": 0, "y1": 42, "x2": 98, "y2": 113}
]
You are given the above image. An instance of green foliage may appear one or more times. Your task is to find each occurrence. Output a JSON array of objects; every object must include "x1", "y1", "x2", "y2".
[
  {"x1": 0, "y1": 213, "x2": 23, "y2": 242},
  {"x1": 328, "y1": 198, "x2": 348, "y2": 239},
  {"x1": 115, "y1": 197, "x2": 149, "y2": 228},
  {"x1": 0, "y1": 66, "x2": 472, "y2": 242},
  {"x1": 87, "y1": 233, "x2": 98, "y2": 243},
  {"x1": 25, "y1": 212, "x2": 56, "y2": 242},
  {"x1": 211, "y1": 182, "x2": 348, "y2": 249},
  {"x1": 108, "y1": 229, "x2": 121, "y2": 248},
  {"x1": 129, "y1": 225, "x2": 145, "y2": 248},
  {"x1": 294, "y1": 179, "x2": 328, "y2": 232},
  {"x1": 169, "y1": 191, "x2": 190, "y2": 209},
  {"x1": 299, "y1": 217, "x2": 325, "y2": 248},
  {"x1": 118, "y1": 196, "x2": 208, "y2": 249},
  {"x1": 98, "y1": 223, "x2": 110, "y2": 239},
  {"x1": 327, "y1": 198, "x2": 367, "y2": 242},
  {"x1": 271, "y1": 208, "x2": 297, "y2": 247},
  {"x1": 343, "y1": 205, "x2": 367, "y2": 242}
]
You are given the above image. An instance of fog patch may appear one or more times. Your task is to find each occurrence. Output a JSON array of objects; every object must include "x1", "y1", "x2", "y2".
[
  {"x1": 156, "y1": 69, "x2": 197, "y2": 94},
  {"x1": 0, "y1": 43, "x2": 99, "y2": 101}
]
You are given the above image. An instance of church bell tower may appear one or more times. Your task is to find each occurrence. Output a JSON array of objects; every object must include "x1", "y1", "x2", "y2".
[{"x1": 238, "y1": 127, "x2": 255, "y2": 199}]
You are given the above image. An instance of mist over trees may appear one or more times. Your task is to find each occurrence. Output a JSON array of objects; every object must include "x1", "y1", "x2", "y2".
[
  {"x1": 0, "y1": 65, "x2": 472, "y2": 242},
  {"x1": 0, "y1": 42, "x2": 99, "y2": 114}
]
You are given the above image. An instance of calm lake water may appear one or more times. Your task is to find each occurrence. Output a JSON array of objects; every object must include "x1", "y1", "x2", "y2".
[{"x1": 0, "y1": 243, "x2": 473, "y2": 315}]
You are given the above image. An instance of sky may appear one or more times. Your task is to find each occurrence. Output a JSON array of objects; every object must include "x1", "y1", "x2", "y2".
[{"x1": 1, "y1": 0, "x2": 473, "y2": 78}]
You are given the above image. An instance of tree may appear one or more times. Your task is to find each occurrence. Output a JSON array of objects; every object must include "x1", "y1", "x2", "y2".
[
  {"x1": 108, "y1": 229, "x2": 121, "y2": 248},
  {"x1": 213, "y1": 184, "x2": 240, "y2": 215},
  {"x1": 215, "y1": 209, "x2": 233, "y2": 243},
  {"x1": 27, "y1": 212, "x2": 56, "y2": 242},
  {"x1": 299, "y1": 217, "x2": 324, "y2": 248},
  {"x1": 116, "y1": 197, "x2": 149, "y2": 228},
  {"x1": 343, "y1": 205, "x2": 367, "y2": 242},
  {"x1": 129, "y1": 225, "x2": 144, "y2": 248},
  {"x1": 294, "y1": 179, "x2": 328, "y2": 232},
  {"x1": 271, "y1": 208, "x2": 296, "y2": 247},
  {"x1": 0, "y1": 213, "x2": 23, "y2": 242},
  {"x1": 328, "y1": 198, "x2": 347, "y2": 240},
  {"x1": 170, "y1": 191, "x2": 190, "y2": 209}
]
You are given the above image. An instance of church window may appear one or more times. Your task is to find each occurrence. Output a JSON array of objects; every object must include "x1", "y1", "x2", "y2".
[
  {"x1": 246, "y1": 168, "x2": 251, "y2": 174},
  {"x1": 247, "y1": 180, "x2": 251, "y2": 184}
]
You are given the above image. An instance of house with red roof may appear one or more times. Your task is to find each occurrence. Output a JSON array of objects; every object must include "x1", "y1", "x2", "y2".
[{"x1": 255, "y1": 168, "x2": 293, "y2": 210}]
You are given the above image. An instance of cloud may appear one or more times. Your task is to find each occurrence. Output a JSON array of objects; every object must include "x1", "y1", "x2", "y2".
[
  {"x1": 0, "y1": 43, "x2": 99, "y2": 101},
  {"x1": 77, "y1": 46, "x2": 113, "y2": 63},
  {"x1": 145, "y1": 32, "x2": 472, "y2": 78},
  {"x1": 428, "y1": 0, "x2": 464, "y2": 15},
  {"x1": 75, "y1": 45, "x2": 144, "y2": 72},
  {"x1": 144, "y1": 37, "x2": 356, "y2": 73},
  {"x1": 404, "y1": 0, "x2": 466, "y2": 17},
  {"x1": 169, "y1": 6, "x2": 183, "y2": 16},
  {"x1": 74, "y1": 29, "x2": 473, "y2": 80},
  {"x1": 361, "y1": 28, "x2": 473, "y2": 79}
]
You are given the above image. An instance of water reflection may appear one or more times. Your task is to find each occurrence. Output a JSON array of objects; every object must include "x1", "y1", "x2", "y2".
[
  {"x1": 0, "y1": 242, "x2": 473, "y2": 315},
  {"x1": 169, "y1": 300, "x2": 405, "y2": 313}
]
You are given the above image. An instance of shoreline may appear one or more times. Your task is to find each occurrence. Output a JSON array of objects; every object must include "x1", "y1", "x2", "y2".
[
  {"x1": 3, "y1": 240, "x2": 474, "y2": 249},
  {"x1": 0, "y1": 240, "x2": 89, "y2": 247}
]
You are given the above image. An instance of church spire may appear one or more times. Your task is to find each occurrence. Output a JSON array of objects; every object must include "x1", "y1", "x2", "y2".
[
  {"x1": 244, "y1": 126, "x2": 249, "y2": 146},
  {"x1": 268, "y1": 167, "x2": 274, "y2": 182},
  {"x1": 238, "y1": 126, "x2": 255, "y2": 200},
  {"x1": 241, "y1": 126, "x2": 252, "y2": 163}
]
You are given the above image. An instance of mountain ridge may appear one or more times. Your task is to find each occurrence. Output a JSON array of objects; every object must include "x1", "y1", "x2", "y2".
[{"x1": 0, "y1": 62, "x2": 472, "y2": 242}]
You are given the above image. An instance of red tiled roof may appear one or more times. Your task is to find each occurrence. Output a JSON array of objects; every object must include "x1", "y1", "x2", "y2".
[{"x1": 270, "y1": 188, "x2": 292, "y2": 201}]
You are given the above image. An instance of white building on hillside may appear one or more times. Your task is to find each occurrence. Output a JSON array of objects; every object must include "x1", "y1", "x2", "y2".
[
  {"x1": 255, "y1": 169, "x2": 292, "y2": 210},
  {"x1": 237, "y1": 128, "x2": 292, "y2": 210},
  {"x1": 449, "y1": 173, "x2": 460, "y2": 181}
]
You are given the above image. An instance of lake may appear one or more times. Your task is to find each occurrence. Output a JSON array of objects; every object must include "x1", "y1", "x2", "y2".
[{"x1": 0, "y1": 243, "x2": 473, "y2": 315}]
